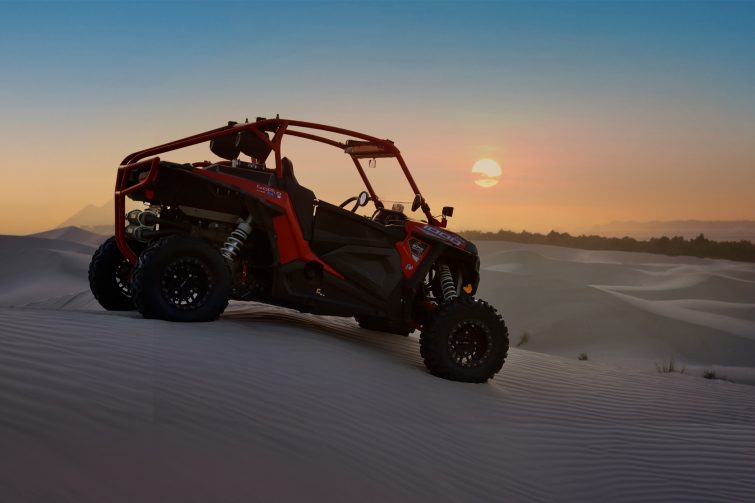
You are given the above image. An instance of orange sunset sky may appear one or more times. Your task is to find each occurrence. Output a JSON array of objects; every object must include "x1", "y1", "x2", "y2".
[{"x1": 1, "y1": 1, "x2": 753, "y2": 236}]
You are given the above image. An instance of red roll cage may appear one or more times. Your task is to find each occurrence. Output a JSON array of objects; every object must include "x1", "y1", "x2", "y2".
[
  {"x1": 114, "y1": 117, "x2": 440, "y2": 262},
  {"x1": 118, "y1": 118, "x2": 437, "y2": 214}
]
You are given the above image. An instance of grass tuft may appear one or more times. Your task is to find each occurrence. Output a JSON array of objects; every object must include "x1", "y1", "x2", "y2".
[
  {"x1": 702, "y1": 369, "x2": 734, "y2": 382},
  {"x1": 578, "y1": 352, "x2": 588, "y2": 361},
  {"x1": 655, "y1": 355, "x2": 686, "y2": 374},
  {"x1": 515, "y1": 331, "x2": 530, "y2": 348}
]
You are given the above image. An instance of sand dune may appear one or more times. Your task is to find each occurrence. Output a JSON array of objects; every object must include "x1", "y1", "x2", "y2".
[
  {"x1": 30, "y1": 225, "x2": 109, "y2": 248},
  {"x1": 1, "y1": 233, "x2": 755, "y2": 501},
  {"x1": 0, "y1": 235, "x2": 96, "y2": 307},
  {"x1": 476, "y1": 241, "x2": 755, "y2": 371},
  {"x1": 2, "y1": 305, "x2": 755, "y2": 502}
]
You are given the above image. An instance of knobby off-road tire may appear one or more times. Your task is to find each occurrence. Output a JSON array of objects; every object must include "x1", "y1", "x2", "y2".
[
  {"x1": 89, "y1": 236, "x2": 137, "y2": 311},
  {"x1": 420, "y1": 296, "x2": 508, "y2": 383},
  {"x1": 132, "y1": 236, "x2": 231, "y2": 322},
  {"x1": 356, "y1": 316, "x2": 412, "y2": 336}
]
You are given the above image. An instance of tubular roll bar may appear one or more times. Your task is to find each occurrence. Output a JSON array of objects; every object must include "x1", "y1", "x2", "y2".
[
  {"x1": 114, "y1": 157, "x2": 162, "y2": 262},
  {"x1": 116, "y1": 118, "x2": 438, "y2": 260}
]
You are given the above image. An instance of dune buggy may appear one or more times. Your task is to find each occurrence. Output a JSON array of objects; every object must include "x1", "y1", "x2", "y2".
[{"x1": 89, "y1": 117, "x2": 508, "y2": 382}]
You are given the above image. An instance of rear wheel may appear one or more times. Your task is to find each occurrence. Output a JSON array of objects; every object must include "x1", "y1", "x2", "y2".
[
  {"x1": 89, "y1": 236, "x2": 137, "y2": 311},
  {"x1": 132, "y1": 236, "x2": 231, "y2": 322},
  {"x1": 420, "y1": 297, "x2": 508, "y2": 383}
]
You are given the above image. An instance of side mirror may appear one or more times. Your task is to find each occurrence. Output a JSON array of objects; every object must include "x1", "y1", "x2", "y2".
[
  {"x1": 357, "y1": 191, "x2": 370, "y2": 207},
  {"x1": 411, "y1": 194, "x2": 422, "y2": 212},
  {"x1": 442, "y1": 206, "x2": 454, "y2": 218}
]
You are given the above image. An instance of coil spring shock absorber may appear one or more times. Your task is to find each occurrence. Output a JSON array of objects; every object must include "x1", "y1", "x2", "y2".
[
  {"x1": 438, "y1": 264, "x2": 457, "y2": 302},
  {"x1": 220, "y1": 215, "x2": 253, "y2": 261}
]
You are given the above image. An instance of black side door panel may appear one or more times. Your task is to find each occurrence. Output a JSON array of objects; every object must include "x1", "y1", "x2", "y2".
[{"x1": 311, "y1": 202, "x2": 403, "y2": 302}]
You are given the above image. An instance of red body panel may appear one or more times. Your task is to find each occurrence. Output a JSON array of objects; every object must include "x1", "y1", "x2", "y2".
[{"x1": 395, "y1": 227, "x2": 432, "y2": 279}]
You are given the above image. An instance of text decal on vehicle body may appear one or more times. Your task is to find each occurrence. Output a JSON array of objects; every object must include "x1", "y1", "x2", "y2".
[
  {"x1": 256, "y1": 184, "x2": 283, "y2": 199},
  {"x1": 418, "y1": 225, "x2": 466, "y2": 248}
]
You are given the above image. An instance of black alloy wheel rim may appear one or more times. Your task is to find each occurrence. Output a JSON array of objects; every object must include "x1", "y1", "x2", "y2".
[
  {"x1": 447, "y1": 320, "x2": 492, "y2": 368},
  {"x1": 115, "y1": 259, "x2": 132, "y2": 298},
  {"x1": 160, "y1": 258, "x2": 212, "y2": 310}
]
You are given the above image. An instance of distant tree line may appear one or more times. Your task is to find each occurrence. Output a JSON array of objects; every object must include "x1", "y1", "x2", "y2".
[{"x1": 458, "y1": 229, "x2": 755, "y2": 263}]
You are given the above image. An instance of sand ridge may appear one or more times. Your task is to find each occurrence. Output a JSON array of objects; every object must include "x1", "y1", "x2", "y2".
[{"x1": 1, "y1": 306, "x2": 754, "y2": 501}]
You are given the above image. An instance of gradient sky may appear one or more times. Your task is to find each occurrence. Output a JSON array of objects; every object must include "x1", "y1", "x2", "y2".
[{"x1": 1, "y1": 0, "x2": 754, "y2": 235}]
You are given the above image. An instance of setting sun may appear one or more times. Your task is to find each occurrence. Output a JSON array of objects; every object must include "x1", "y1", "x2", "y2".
[{"x1": 472, "y1": 158, "x2": 502, "y2": 188}]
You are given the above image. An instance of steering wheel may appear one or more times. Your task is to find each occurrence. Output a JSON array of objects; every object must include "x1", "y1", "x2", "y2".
[{"x1": 339, "y1": 191, "x2": 371, "y2": 212}]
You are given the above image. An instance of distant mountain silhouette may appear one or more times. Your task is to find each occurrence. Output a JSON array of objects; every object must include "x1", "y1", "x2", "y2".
[
  {"x1": 460, "y1": 229, "x2": 755, "y2": 262},
  {"x1": 30, "y1": 226, "x2": 107, "y2": 247},
  {"x1": 57, "y1": 200, "x2": 133, "y2": 236},
  {"x1": 588, "y1": 220, "x2": 755, "y2": 242},
  {"x1": 58, "y1": 200, "x2": 113, "y2": 229}
]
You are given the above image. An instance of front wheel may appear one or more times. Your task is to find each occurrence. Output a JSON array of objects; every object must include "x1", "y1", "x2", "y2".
[
  {"x1": 131, "y1": 236, "x2": 231, "y2": 322},
  {"x1": 420, "y1": 297, "x2": 508, "y2": 383}
]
